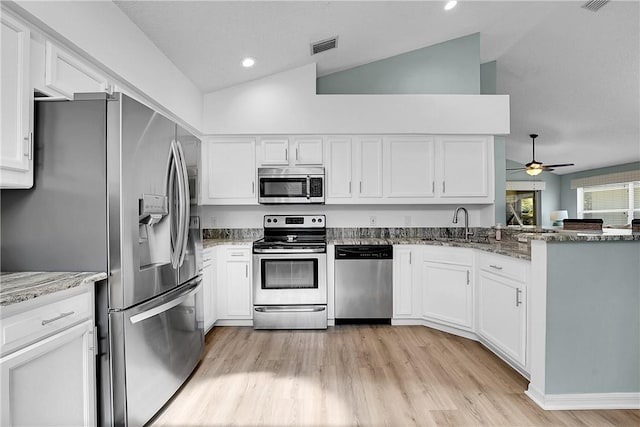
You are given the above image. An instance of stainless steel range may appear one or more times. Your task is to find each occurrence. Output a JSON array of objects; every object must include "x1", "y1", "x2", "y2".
[{"x1": 253, "y1": 215, "x2": 327, "y2": 329}]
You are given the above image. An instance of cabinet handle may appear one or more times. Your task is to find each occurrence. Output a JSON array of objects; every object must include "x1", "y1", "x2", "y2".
[
  {"x1": 349, "y1": 181, "x2": 351, "y2": 194},
  {"x1": 245, "y1": 264, "x2": 248, "y2": 278},
  {"x1": 466, "y1": 270, "x2": 470, "y2": 285},
  {"x1": 285, "y1": 148, "x2": 288, "y2": 161},
  {"x1": 442, "y1": 181, "x2": 446, "y2": 193},
  {"x1": 432, "y1": 181, "x2": 435, "y2": 193},
  {"x1": 296, "y1": 147, "x2": 299, "y2": 161},
  {"x1": 409, "y1": 252, "x2": 412, "y2": 264},
  {"x1": 42, "y1": 311, "x2": 74, "y2": 326},
  {"x1": 252, "y1": 181, "x2": 255, "y2": 194},
  {"x1": 359, "y1": 181, "x2": 362, "y2": 194},
  {"x1": 516, "y1": 288, "x2": 522, "y2": 307},
  {"x1": 489, "y1": 264, "x2": 503, "y2": 270},
  {"x1": 24, "y1": 133, "x2": 33, "y2": 160},
  {"x1": 230, "y1": 253, "x2": 244, "y2": 257}
]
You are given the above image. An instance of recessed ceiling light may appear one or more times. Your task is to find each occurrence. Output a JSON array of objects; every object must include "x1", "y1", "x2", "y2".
[
  {"x1": 444, "y1": 1, "x2": 458, "y2": 10},
  {"x1": 241, "y1": 57, "x2": 255, "y2": 68}
]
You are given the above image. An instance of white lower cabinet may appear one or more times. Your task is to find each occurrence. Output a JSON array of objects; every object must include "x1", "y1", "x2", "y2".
[
  {"x1": 202, "y1": 248, "x2": 217, "y2": 332},
  {"x1": 421, "y1": 247, "x2": 473, "y2": 330},
  {"x1": 0, "y1": 286, "x2": 96, "y2": 426},
  {"x1": 216, "y1": 245, "x2": 253, "y2": 322},
  {"x1": 392, "y1": 246, "x2": 421, "y2": 319},
  {"x1": 477, "y1": 253, "x2": 528, "y2": 368}
]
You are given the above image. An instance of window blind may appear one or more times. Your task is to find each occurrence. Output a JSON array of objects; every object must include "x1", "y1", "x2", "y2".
[{"x1": 570, "y1": 170, "x2": 640, "y2": 189}]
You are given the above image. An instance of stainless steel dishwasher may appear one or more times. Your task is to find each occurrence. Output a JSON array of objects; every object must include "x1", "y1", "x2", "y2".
[{"x1": 334, "y1": 245, "x2": 393, "y2": 323}]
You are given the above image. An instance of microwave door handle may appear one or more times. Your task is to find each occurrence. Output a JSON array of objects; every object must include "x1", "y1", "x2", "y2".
[
  {"x1": 175, "y1": 140, "x2": 190, "y2": 267},
  {"x1": 306, "y1": 175, "x2": 311, "y2": 199}
]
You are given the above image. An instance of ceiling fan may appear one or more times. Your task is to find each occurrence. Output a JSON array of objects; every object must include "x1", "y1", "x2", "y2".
[{"x1": 508, "y1": 134, "x2": 575, "y2": 176}]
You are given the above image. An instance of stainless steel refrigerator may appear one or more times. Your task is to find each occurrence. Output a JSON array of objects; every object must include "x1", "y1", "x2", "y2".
[{"x1": 0, "y1": 92, "x2": 204, "y2": 426}]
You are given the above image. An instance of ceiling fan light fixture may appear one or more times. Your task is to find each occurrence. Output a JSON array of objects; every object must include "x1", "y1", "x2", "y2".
[
  {"x1": 526, "y1": 165, "x2": 543, "y2": 176},
  {"x1": 241, "y1": 57, "x2": 255, "y2": 68}
]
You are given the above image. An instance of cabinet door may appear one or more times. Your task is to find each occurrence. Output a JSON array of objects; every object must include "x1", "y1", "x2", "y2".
[
  {"x1": 226, "y1": 260, "x2": 252, "y2": 317},
  {"x1": 1, "y1": 13, "x2": 32, "y2": 189},
  {"x1": 355, "y1": 136, "x2": 383, "y2": 200},
  {"x1": 325, "y1": 137, "x2": 353, "y2": 201},
  {"x1": 422, "y1": 261, "x2": 473, "y2": 329},
  {"x1": 259, "y1": 137, "x2": 289, "y2": 165},
  {"x1": 293, "y1": 137, "x2": 323, "y2": 165},
  {"x1": 202, "y1": 138, "x2": 256, "y2": 204},
  {"x1": 478, "y1": 272, "x2": 526, "y2": 365},
  {"x1": 0, "y1": 320, "x2": 95, "y2": 426},
  {"x1": 438, "y1": 136, "x2": 490, "y2": 198},
  {"x1": 393, "y1": 247, "x2": 416, "y2": 318},
  {"x1": 44, "y1": 41, "x2": 111, "y2": 99},
  {"x1": 384, "y1": 136, "x2": 435, "y2": 199}
]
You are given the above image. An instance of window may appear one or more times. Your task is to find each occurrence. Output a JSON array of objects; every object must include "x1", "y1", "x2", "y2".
[
  {"x1": 577, "y1": 181, "x2": 640, "y2": 227},
  {"x1": 506, "y1": 190, "x2": 540, "y2": 226}
]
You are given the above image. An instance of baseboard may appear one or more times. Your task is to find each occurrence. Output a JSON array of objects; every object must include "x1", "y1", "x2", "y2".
[
  {"x1": 214, "y1": 319, "x2": 253, "y2": 327},
  {"x1": 526, "y1": 386, "x2": 640, "y2": 410},
  {"x1": 391, "y1": 318, "x2": 477, "y2": 341}
]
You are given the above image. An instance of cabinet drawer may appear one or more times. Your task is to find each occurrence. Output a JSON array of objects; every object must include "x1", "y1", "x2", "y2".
[
  {"x1": 1, "y1": 292, "x2": 92, "y2": 354},
  {"x1": 226, "y1": 247, "x2": 251, "y2": 261},
  {"x1": 478, "y1": 252, "x2": 528, "y2": 283}
]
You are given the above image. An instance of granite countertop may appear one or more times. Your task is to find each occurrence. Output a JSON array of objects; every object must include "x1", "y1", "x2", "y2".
[
  {"x1": 329, "y1": 237, "x2": 532, "y2": 260},
  {"x1": 203, "y1": 238, "x2": 255, "y2": 249},
  {"x1": 0, "y1": 272, "x2": 107, "y2": 307},
  {"x1": 519, "y1": 229, "x2": 640, "y2": 242}
]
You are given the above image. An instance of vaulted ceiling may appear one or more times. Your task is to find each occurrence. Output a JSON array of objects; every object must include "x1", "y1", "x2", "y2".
[{"x1": 115, "y1": 1, "x2": 639, "y2": 175}]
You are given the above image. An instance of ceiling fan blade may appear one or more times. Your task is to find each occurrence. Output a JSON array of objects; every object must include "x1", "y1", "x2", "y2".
[
  {"x1": 542, "y1": 163, "x2": 574, "y2": 168},
  {"x1": 506, "y1": 168, "x2": 526, "y2": 170}
]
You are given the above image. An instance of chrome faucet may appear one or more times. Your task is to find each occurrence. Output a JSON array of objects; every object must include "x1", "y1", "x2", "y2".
[{"x1": 452, "y1": 206, "x2": 474, "y2": 241}]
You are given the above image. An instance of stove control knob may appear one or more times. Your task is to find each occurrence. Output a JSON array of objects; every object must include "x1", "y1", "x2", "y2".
[
  {"x1": 273, "y1": 219, "x2": 278, "y2": 223},
  {"x1": 318, "y1": 218, "x2": 323, "y2": 223},
  {"x1": 267, "y1": 218, "x2": 272, "y2": 223},
  {"x1": 312, "y1": 218, "x2": 316, "y2": 223}
]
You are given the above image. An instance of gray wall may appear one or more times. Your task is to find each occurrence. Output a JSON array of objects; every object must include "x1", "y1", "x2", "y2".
[
  {"x1": 480, "y1": 60, "x2": 497, "y2": 95},
  {"x1": 559, "y1": 162, "x2": 640, "y2": 217},
  {"x1": 494, "y1": 137, "x2": 506, "y2": 225},
  {"x1": 317, "y1": 34, "x2": 480, "y2": 95},
  {"x1": 545, "y1": 241, "x2": 640, "y2": 394},
  {"x1": 506, "y1": 159, "x2": 561, "y2": 227}
]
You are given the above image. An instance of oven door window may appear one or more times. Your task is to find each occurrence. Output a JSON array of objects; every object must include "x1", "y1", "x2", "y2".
[
  {"x1": 261, "y1": 258, "x2": 318, "y2": 289},
  {"x1": 260, "y1": 178, "x2": 307, "y2": 198}
]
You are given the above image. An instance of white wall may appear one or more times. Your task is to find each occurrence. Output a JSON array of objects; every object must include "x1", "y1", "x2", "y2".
[
  {"x1": 12, "y1": 0, "x2": 203, "y2": 132},
  {"x1": 202, "y1": 63, "x2": 510, "y2": 135},
  {"x1": 200, "y1": 204, "x2": 495, "y2": 229}
]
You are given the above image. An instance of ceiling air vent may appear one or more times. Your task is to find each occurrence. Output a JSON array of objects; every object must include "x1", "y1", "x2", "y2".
[
  {"x1": 581, "y1": 0, "x2": 610, "y2": 12},
  {"x1": 310, "y1": 37, "x2": 338, "y2": 56}
]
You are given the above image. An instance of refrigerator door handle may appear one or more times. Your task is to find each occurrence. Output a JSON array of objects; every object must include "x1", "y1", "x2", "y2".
[
  {"x1": 129, "y1": 278, "x2": 202, "y2": 324},
  {"x1": 167, "y1": 150, "x2": 179, "y2": 268},
  {"x1": 175, "y1": 140, "x2": 190, "y2": 267},
  {"x1": 170, "y1": 140, "x2": 187, "y2": 268}
]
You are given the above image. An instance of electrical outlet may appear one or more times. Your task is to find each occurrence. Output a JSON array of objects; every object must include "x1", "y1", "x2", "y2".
[
  {"x1": 404, "y1": 216, "x2": 411, "y2": 226},
  {"x1": 369, "y1": 216, "x2": 377, "y2": 226}
]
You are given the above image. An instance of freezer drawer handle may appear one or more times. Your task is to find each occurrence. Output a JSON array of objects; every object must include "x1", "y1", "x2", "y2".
[
  {"x1": 254, "y1": 306, "x2": 326, "y2": 313},
  {"x1": 130, "y1": 280, "x2": 201, "y2": 324},
  {"x1": 42, "y1": 311, "x2": 74, "y2": 326}
]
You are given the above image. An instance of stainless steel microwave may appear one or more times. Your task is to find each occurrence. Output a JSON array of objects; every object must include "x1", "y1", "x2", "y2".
[{"x1": 258, "y1": 167, "x2": 325, "y2": 204}]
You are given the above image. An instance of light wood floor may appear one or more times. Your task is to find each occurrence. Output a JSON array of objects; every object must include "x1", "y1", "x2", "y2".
[{"x1": 151, "y1": 326, "x2": 639, "y2": 426}]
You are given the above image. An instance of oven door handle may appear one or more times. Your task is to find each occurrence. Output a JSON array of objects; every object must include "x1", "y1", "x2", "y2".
[
  {"x1": 255, "y1": 306, "x2": 326, "y2": 313},
  {"x1": 252, "y1": 248, "x2": 326, "y2": 254}
]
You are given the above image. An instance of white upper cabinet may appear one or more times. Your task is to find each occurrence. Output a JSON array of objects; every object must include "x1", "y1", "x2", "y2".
[
  {"x1": 355, "y1": 136, "x2": 384, "y2": 200},
  {"x1": 293, "y1": 136, "x2": 323, "y2": 165},
  {"x1": 257, "y1": 136, "x2": 323, "y2": 166},
  {"x1": 436, "y1": 136, "x2": 492, "y2": 200},
  {"x1": 384, "y1": 136, "x2": 436, "y2": 200},
  {"x1": 325, "y1": 136, "x2": 353, "y2": 200},
  {"x1": 201, "y1": 137, "x2": 257, "y2": 205},
  {"x1": 42, "y1": 41, "x2": 112, "y2": 99},
  {"x1": 1, "y1": 13, "x2": 33, "y2": 189}
]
